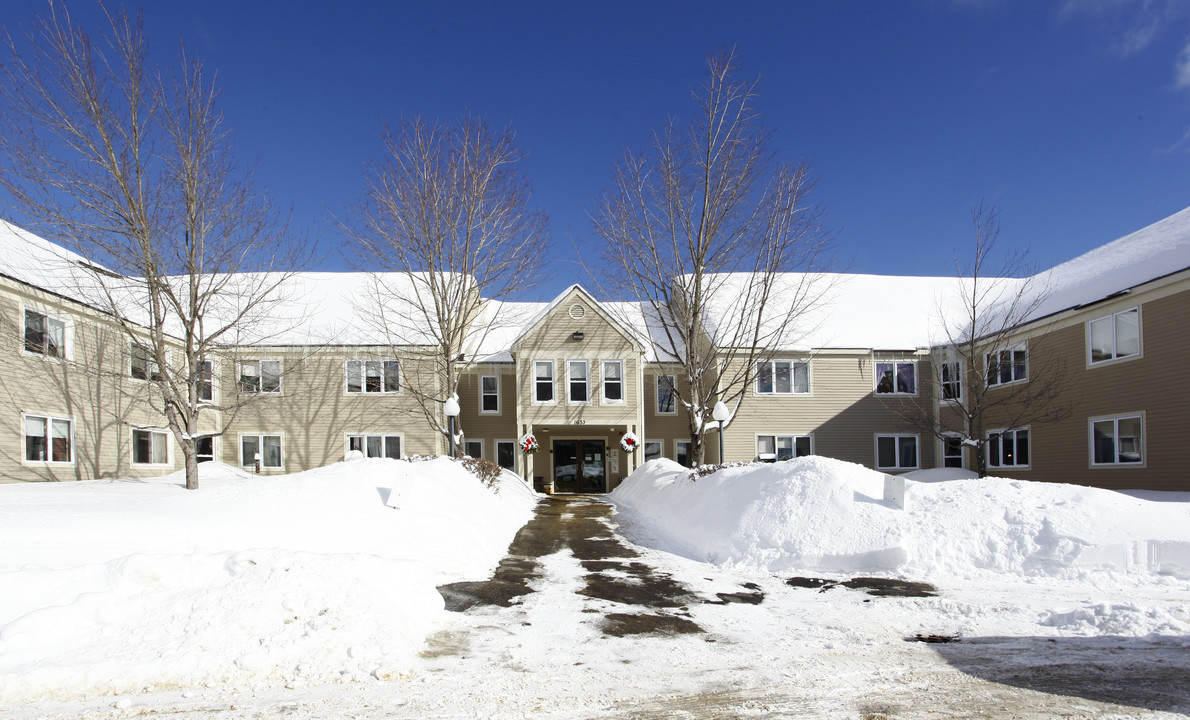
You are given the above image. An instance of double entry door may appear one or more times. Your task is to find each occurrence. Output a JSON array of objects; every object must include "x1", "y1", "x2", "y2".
[{"x1": 552, "y1": 439, "x2": 606, "y2": 493}]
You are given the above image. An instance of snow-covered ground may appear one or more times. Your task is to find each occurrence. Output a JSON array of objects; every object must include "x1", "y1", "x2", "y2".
[{"x1": 2, "y1": 456, "x2": 1189, "y2": 718}]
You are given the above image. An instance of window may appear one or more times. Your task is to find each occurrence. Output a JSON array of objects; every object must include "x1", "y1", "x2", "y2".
[
  {"x1": 987, "y1": 428, "x2": 1030, "y2": 469},
  {"x1": 940, "y1": 360, "x2": 961, "y2": 401},
  {"x1": 345, "y1": 360, "x2": 399, "y2": 394},
  {"x1": 496, "y1": 440, "x2": 516, "y2": 470},
  {"x1": 602, "y1": 360, "x2": 624, "y2": 403},
  {"x1": 568, "y1": 360, "x2": 589, "y2": 403},
  {"x1": 534, "y1": 361, "x2": 555, "y2": 403},
  {"x1": 644, "y1": 441, "x2": 662, "y2": 462},
  {"x1": 24, "y1": 414, "x2": 72, "y2": 463},
  {"x1": 131, "y1": 344, "x2": 162, "y2": 381},
  {"x1": 942, "y1": 435, "x2": 964, "y2": 468},
  {"x1": 757, "y1": 435, "x2": 812, "y2": 462},
  {"x1": 876, "y1": 435, "x2": 918, "y2": 470},
  {"x1": 196, "y1": 436, "x2": 215, "y2": 463},
  {"x1": 986, "y1": 348, "x2": 1027, "y2": 387},
  {"x1": 348, "y1": 434, "x2": 402, "y2": 459},
  {"x1": 1088, "y1": 308, "x2": 1140, "y2": 364},
  {"x1": 656, "y1": 375, "x2": 676, "y2": 414},
  {"x1": 480, "y1": 375, "x2": 499, "y2": 413},
  {"x1": 239, "y1": 360, "x2": 281, "y2": 394},
  {"x1": 1091, "y1": 415, "x2": 1144, "y2": 466},
  {"x1": 465, "y1": 439, "x2": 483, "y2": 459},
  {"x1": 756, "y1": 360, "x2": 810, "y2": 394},
  {"x1": 876, "y1": 361, "x2": 916, "y2": 395},
  {"x1": 241, "y1": 434, "x2": 283, "y2": 469},
  {"x1": 133, "y1": 429, "x2": 170, "y2": 465},
  {"x1": 24, "y1": 309, "x2": 66, "y2": 358},
  {"x1": 197, "y1": 360, "x2": 214, "y2": 402},
  {"x1": 675, "y1": 440, "x2": 691, "y2": 467}
]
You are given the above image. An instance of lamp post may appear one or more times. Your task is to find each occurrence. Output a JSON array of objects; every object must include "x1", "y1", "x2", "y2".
[
  {"x1": 712, "y1": 400, "x2": 731, "y2": 464},
  {"x1": 444, "y1": 394, "x2": 460, "y2": 458}
]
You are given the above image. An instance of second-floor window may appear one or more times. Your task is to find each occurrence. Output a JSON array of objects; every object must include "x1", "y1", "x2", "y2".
[
  {"x1": 481, "y1": 375, "x2": 499, "y2": 413},
  {"x1": 756, "y1": 360, "x2": 809, "y2": 394},
  {"x1": 876, "y1": 361, "x2": 916, "y2": 395},
  {"x1": 1088, "y1": 308, "x2": 1140, "y2": 364},
  {"x1": 534, "y1": 361, "x2": 555, "y2": 403},
  {"x1": 131, "y1": 344, "x2": 162, "y2": 381},
  {"x1": 568, "y1": 360, "x2": 589, "y2": 403},
  {"x1": 940, "y1": 360, "x2": 961, "y2": 401},
  {"x1": 986, "y1": 348, "x2": 1027, "y2": 387},
  {"x1": 656, "y1": 375, "x2": 676, "y2": 414},
  {"x1": 345, "y1": 360, "x2": 399, "y2": 394},
  {"x1": 602, "y1": 360, "x2": 624, "y2": 403},
  {"x1": 24, "y1": 309, "x2": 66, "y2": 358},
  {"x1": 239, "y1": 360, "x2": 281, "y2": 394},
  {"x1": 197, "y1": 360, "x2": 214, "y2": 402}
]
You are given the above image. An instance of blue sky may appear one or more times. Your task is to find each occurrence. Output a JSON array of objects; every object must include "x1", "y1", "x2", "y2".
[{"x1": 14, "y1": 0, "x2": 1190, "y2": 300}]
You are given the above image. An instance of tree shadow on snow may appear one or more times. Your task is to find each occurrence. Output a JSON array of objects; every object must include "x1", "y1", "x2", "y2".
[{"x1": 929, "y1": 635, "x2": 1190, "y2": 714}]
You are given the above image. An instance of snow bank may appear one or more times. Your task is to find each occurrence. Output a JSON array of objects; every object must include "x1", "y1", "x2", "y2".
[
  {"x1": 0, "y1": 459, "x2": 536, "y2": 701},
  {"x1": 611, "y1": 457, "x2": 1190, "y2": 581}
]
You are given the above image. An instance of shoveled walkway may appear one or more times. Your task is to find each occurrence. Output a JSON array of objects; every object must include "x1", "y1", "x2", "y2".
[{"x1": 437, "y1": 495, "x2": 762, "y2": 636}]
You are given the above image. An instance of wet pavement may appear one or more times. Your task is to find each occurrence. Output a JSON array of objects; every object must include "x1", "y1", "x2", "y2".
[{"x1": 438, "y1": 495, "x2": 730, "y2": 636}]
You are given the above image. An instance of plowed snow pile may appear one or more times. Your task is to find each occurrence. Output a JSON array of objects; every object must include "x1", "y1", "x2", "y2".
[
  {"x1": 611, "y1": 456, "x2": 1190, "y2": 581},
  {"x1": 0, "y1": 459, "x2": 536, "y2": 701}
]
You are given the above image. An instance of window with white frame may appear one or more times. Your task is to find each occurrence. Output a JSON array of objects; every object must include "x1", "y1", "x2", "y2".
[
  {"x1": 496, "y1": 440, "x2": 516, "y2": 470},
  {"x1": 875, "y1": 361, "x2": 916, "y2": 395},
  {"x1": 756, "y1": 360, "x2": 810, "y2": 394},
  {"x1": 940, "y1": 360, "x2": 961, "y2": 401},
  {"x1": 602, "y1": 360, "x2": 624, "y2": 403},
  {"x1": 757, "y1": 434, "x2": 812, "y2": 462},
  {"x1": 465, "y1": 439, "x2": 483, "y2": 459},
  {"x1": 986, "y1": 347, "x2": 1027, "y2": 387},
  {"x1": 1091, "y1": 414, "x2": 1144, "y2": 466},
  {"x1": 480, "y1": 375, "x2": 499, "y2": 413},
  {"x1": 24, "y1": 414, "x2": 72, "y2": 463},
  {"x1": 876, "y1": 434, "x2": 918, "y2": 470},
  {"x1": 1088, "y1": 308, "x2": 1140, "y2": 364},
  {"x1": 675, "y1": 440, "x2": 691, "y2": 467},
  {"x1": 644, "y1": 441, "x2": 662, "y2": 462},
  {"x1": 656, "y1": 375, "x2": 676, "y2": 414},
  {"x1": 942, "y1": 435, "x2": 964, "y2": 468},
  {"x1": 196, "y1": 436, "x2": 215, "y2": 463},
  {"x1": 241, "y1": 434, "x2": 283, "y2": 469},
  {"x1": 345, "y1": 360, "x2": 399, "y2": 394},
  {"x1": 24, "y1": 308, "x2": 66, "y2": 358},
  {"x1": 131, "y1": 344, "x2": 162, "y2": 381},
  {"x1": 239, "y1": 360, "x2": 281, "y2": 394},
  {"x1": 534, "y1": 361, "x2": 555, "y2": 403},
  {"x1": 568, "y1": 360, "x2": 589, "y2": 403},
  {"x1": 133, "y1": 429, "x2": 170, "y2": 465},
  {"x1": 197, "y1": 359, "x2": 214, "y2": 402},
  {"x1": 987, "y1": 428, "x2": 1029, "y2": 468},
  {"x1": 348, "y1": 434, "x2": 402, "y2": 459}
]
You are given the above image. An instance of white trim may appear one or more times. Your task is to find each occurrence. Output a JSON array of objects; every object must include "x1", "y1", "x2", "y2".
[
  {"x1": 238, "y1": 359, "x2": 283, "y2": 395},
  {"x1": 756, "y1": 433, "x2": 814, "y2": 461},
  {"x1": 874, "y1": 433, "x2": 920, "y2": 471},
  {"x1": 1089, "y1": 412, "x2": 1146, "y2": 468},
  {"x1": 21, "y1": 412, "x2": 75, "y2": 465},
  {"x1": 480, "y1": 374, "x2": 500, "y2": 414},
  {"x1": 986, "y1": 426, "x2": 1031, "y2": 470},
  {"x1": 464, "y1": 438, "x2": 484, "y2": 459},
  {"x1": 533, "y1": 359, "x2": 556, "y2": 404},
  {"x1": 131, "y1": 427, "x2": 172, "y2": 466},
  {"x1": 874, "y1": 359, "x2": 918, "y2": 396},
  {"x1": 1086, "y1": 307, "x2": 1142, "y2": 367},
  {"x1": 601, "y1": 359, "x2": 625, "y2": 405},
  {"x1": 985, "y1": 344, "x2": 1028, "y2": 388},
  {"x1": 239, "y1": 432, "x2": 284, "y2": 470},
  {"x1": 20, "y1": 303, "x2": 73, "y2": 361},
  {"x1": 344, "y1": 359, "x2": 401, "y2": 395},
  {"x1": 755, "y1": 360, "x2": 812, "y2": 395},
  {"x1": 346, "y1": 432, "x2": 404, "y2": 460},
  {"x1": 495, "y1": 438, "x2": 517, "y2": 472},
  {"x1": 567, "y1": 359, "x2": 590, "y2": 404}
]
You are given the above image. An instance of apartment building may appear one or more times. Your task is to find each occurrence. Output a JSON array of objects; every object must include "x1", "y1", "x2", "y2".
[{"x1": 2, "y1": 207, "x2": 1188, "y2": 492}]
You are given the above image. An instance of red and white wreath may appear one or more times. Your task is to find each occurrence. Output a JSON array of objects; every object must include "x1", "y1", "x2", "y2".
[
  {"x1": 520, "y1": 433, "x2": 539, "y2": 454},
  {"x1": 620, "y1": 431, "x2": 639, "y2": 453}
]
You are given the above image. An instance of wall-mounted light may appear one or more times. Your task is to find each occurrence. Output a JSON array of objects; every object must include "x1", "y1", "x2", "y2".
[{"x1": 572, "y1": 331, "x2": 584, "y2": 341}]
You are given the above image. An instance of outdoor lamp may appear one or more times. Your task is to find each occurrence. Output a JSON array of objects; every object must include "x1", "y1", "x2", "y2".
[
  {"x1": 444, "y1": 395, "x2": 461, "y2": 457},
  {"x1": 712, "y1": 400, "x2": 731, "y2": 464}
]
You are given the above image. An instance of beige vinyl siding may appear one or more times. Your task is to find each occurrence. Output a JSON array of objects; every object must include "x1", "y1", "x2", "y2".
[
  {"x1": 724, "y1": 351, "x2": 935, "y2": 470},
  {"x1": 457, "y1": 364, "x2": 519, "y2": 458},
  {"x1": 643, "y1": 367, "x2": 693, "y2": 456},
  {"x1": 982, "y1": 287, "x2": 1190, "y2": 490},
  {"x1": 222, "y1": 348, "x2": 437, "y2": 472}
]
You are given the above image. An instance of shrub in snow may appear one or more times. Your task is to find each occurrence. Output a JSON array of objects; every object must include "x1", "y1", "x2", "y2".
[{"x1": 461, "y1": 456, "x2": 504, "y2": 493}]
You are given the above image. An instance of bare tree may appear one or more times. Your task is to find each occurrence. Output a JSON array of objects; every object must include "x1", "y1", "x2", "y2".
[
  {"x1": 0, "y1": 4, "x2": 305, "y2": 489},
  {"x1": 588, "y1": 48, "x2": 834, "y2": 466},
  {"x1": 343, "y1": 116, "x2": 549, "y2": 454},
  {"x1": 896, "y1": 204, "x2": 1074, "y2": 477}
]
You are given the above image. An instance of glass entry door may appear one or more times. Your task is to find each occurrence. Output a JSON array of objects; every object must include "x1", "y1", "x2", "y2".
[{"x1": 552, "y1": 439, "x2": 606, "y2": 493}]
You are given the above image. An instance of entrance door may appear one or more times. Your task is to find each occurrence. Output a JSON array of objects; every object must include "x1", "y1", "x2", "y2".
[{"x1": 552, "y1": 439, "x2": 607, "y2": 493}]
